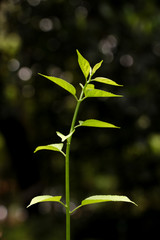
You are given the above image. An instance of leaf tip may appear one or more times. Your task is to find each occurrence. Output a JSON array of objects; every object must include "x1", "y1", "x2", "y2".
[
  {"x1": 76, "y1": 49, "x2": 80, "y2": 55},
  {"x1": 38, "y1": 73, "x2": 44, "y2": 77},
  {"x1": 131, "y1": 201, "x2": 138, "y2": 207},
  {"x1": 34, "y1": 148, "x2": 38, "y2": 153}
]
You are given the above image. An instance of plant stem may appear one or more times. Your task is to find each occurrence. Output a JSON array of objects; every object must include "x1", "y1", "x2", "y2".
[{"x1": 65, "y1": 83, "x2": 88, "y2": 240}]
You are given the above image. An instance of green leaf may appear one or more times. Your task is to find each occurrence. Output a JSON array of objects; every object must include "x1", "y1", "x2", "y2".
[
  {"x1": 78, "y1": 119, "x2": 120, "y2": 128},
  {"x1": 76, "y1": 50, "x2": 91, "y2": 80},
  {"x1": 27, "y1": 195, "x2": 63, "y2": 208},
  {"x1": 71, "y1": 195, "x2": 137, "y2": 213},
  {"x1": 92, "y1": 77, "x2": 123, "y2": 87},
  {"x1": 85, "y1": 88, "x2": 122, "y2": 98},
  {"x1": 85, "y1": 84, "x2": 95, "y2": 90},
  {"x1": 56, "y1": 130, "x2": 75, "y2": 142},
  {"x1": 34, "y1": 143, "x2": 65, "y2": 156},
  {"x1": 39, "y1": 73, "x2": 76, "y2": 97},
  {"x1": 91, "y1": 60, "x2": 103, "y2": 77},
  {"x1": 81, "y1": 195, "x2": 137, "y2": 206}
]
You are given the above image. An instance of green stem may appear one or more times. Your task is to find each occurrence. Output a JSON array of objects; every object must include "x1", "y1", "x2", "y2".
[{"x1": 65, "y1": 81, "x2": 88, "y2": 240}]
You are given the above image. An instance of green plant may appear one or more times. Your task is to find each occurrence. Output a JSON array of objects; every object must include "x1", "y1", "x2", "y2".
[{"x1": 27, "y1": 50, "x2": 137, "y2": 240}]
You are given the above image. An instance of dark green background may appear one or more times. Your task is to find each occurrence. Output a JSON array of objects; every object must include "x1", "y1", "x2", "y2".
[{"x1": 0, "y1": 0, "x2": 160, "y2": 239}]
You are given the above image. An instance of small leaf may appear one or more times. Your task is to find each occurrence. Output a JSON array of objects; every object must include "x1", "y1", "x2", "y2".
[
  {"x1": 56, "y1": 130, "x2": 75, "y2": 142},
  {"x1": 79, "y1": 83, "x2": 84, "y2": 89},
  {"x1": 78, "y1": 119, "x2": 120, "y2": 128},
  {"x1": 76, "y1": 50, "x2": 91, "y2": 80},
  {"x1": 92, "y1": 77, "x2": 123, "y2": 87},
  {"x1": 81, "y1": 195, "x2": 137, "y2": 206},
  {"x1": 39, "y1": 73, "x2": 76, "y2": 97},
  {"x1": 71, "y1": 195, "x2": 137, "y2": 213},
  {"x1": 34, "y1": 143, "x2": 65, "y2": 156},
  {"x1": 27, "y1": 195, "x2": 62, "y2": 208},
  {"x1": 85, "y1": 88, "x2": 122, "y2": 98},
  {"x1": 85, "y1": 84, "x2": 95, "y2": 90},
  {"x1": 91, "y1": 60, "x2": 103, "y2": 77}
]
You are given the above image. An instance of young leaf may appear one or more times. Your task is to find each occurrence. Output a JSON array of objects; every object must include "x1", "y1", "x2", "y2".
[
  {"x1": 85, "y1": 88, "x2": 122, "y2": 98},
  {"x1": 81, "y1": 195, "x2": 137, "y2": 206},
  {"x1": 79, "y1": 83, "x2": 84, "y2": 90},
  {"x1": 56, "y1": 130, "x2": 75, "y2": 142},
  {"x1": 91, "y1": 77, "x2": 123, "y2": 87},
  {"x1": 91, "y1": 60, "x2": 103, "y2": 77},
  {"x1": 76, "y1": 50, "x2": 91, "y2": 80},
  {"x1": 34, "y1": 143, "x2": 65, "y2": 156},
  {"x1": 39, "y1": 73, "x2": 76, "y2": 97},
  {"x1": 85, "y1": 84, "x2": 95, "y2": 90},
  {"x1": 71, "y1": 195, "x2": 137, "y2": 213},
  {"x1": 78, "y1": 119, "x2": 120, "y2": 128},
  {"x1": 27, "y1": 195, "x2": 63, "y2": 208}
]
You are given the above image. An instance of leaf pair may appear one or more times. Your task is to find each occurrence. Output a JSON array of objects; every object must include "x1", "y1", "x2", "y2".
[
  {"x1": 39, "y1": 50, "x2": 123, "y2": 101},
  {"x1": 34, "y1": 130, "x2": 77, "y2": 157},
  {"x1": 27, "y1": 194, "x2": 137, "y2": 210},
  {"x1": 77, "y1": 50, "x2": 104, "y2": 80},
  {"x1": 39, "y1": 73, "x2": 122, "y2": 100},
  {"x1": 33, "y1": 119, "x2": 119, "y2": 161}
]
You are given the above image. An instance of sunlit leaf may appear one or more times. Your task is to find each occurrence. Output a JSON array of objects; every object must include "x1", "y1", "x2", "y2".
[
  {"x1": 56, "y1": 130, "x2": 75, "y2": 142},
  {"x1": 76, "y1": 50, "x2": 91, "y2": 80},
  {"x1": 81, "y1": 195, "x2": 137, "y2": 206},
  {"x1": 78, "y1": 119, "x2": 120, "y2": 128},
  {"x1": 34, "y1": 143, "x2": 65, "y2": 156},
  {"x1": 85, "y1": 88, "x2": 122, "y2": 98},
  {"x1": 92, "y1": 77, "x2": 123, "y2": 87},
  {"x1": 85, "y1": 84, "x2": 95, "y2": 90},
  {"x1": 27, "y1": 195, "x2": 63, "y2": 208},
  {"x1": 71, "y1": 195, "x2": 137, "y2": 213},
  {"x1": 39, "y1": 73, "x2": 76, "y2": 97},
  {"x1": 91, "y1": 60, "x2": 103, "y2": 77}
]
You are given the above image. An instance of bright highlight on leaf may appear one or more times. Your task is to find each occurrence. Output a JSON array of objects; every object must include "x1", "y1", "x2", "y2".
[
  {"x1": 91, "y1": 77, "x2": 123, "y2": 87},
  {"x1": 34, "y1": 143, "x2": 65, "y2": 156},
  {"x1": 84, "y1": 83, "x2": 122, "y2": 98},
  {"x1": 76, "y1": 50, "x2": 91, "y2": 80},
  {"x1": 39, "y1": 73, "x2": 76, "y2": 98},
  {"x1": 85, "y1": 88, "x2": 122, "y2": 98},
  {"x1": 56, "y1": 130, "x2": 75, "y2": 142},
  {"x1": 85, "y1": 84, "x2": 95, "y2": 90},
  {"x1": 71, "y1": 195, "x2": 137, "y2": 213},
  {"x1": 78, "y1": 119, "x2": 120, "y2": 128},
  {"x1": 91, "y1": 60, "x2": 103, "y2": 76},
  {"x1": 81, "y1": 195, "x2": 137, "y2": 206},
  {"x1": 27, "y1": 195, "x2": 63, "y2": 208}
]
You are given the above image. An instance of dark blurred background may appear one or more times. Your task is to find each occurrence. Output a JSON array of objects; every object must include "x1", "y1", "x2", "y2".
[{"x1": 0, "y1": 0, "x2": 160, "y2": 239}]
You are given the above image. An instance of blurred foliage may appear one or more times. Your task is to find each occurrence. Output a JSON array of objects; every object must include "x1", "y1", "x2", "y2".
[{"x1": 0, "y1": 0, "x2": 160, "y2": 239}]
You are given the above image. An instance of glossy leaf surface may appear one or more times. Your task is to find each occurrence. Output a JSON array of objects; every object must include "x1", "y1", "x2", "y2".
[
  {"x1": 76, "y1": 50, "x2": 91, "y2": 80},
  {"x1": 85, "y1": 84, "x2": 95, "y2": 90},
  {"x1": 92, "y1": 77, "x2": 123, "y2": 87},
  {"x1": 91, "y1": 60, "x2": 103, "y2": 76},
  {"x1": 78, "y1": 119, "x2": 120, "y2": 128},
  {"x1": 71, "y1": 195, "x2": 137, "y2": 213},
  {"x1": 85, "y1": 88, "x2": 122, "y2": 98},
  {"x1": 81, "y1": 195, "x2": 137, "y2": 206},
  {"x1": 34, "y1": 143, "x2": 65, "y2": 156},
  {"x1": 56, "y1": 130, "x2": 75, "y2": 142},
  {"x1": 27, "y1": 195, "x2": 62, "y2": 208},
  {"x1": 39, "y1": 73, "x2": 76, "y2": 97}
]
